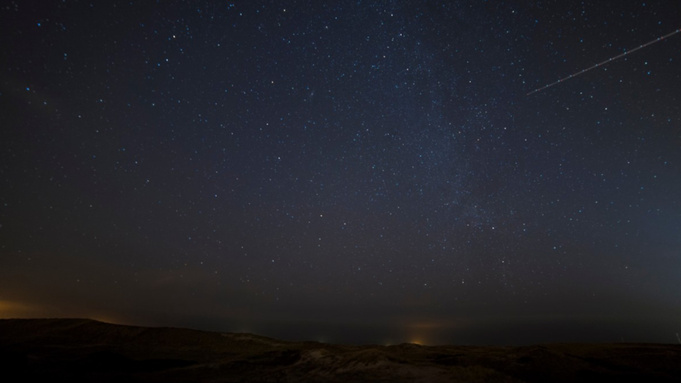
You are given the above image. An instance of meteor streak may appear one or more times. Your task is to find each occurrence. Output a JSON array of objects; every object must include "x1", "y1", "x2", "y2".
[{"x1": 527, "y1": 28, "x2": 681, "y2": 96}]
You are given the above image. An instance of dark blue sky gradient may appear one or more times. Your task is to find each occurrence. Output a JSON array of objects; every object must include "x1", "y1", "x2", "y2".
[{"x1": 1, "y1": 1, "x2": 680, "y2": 345}]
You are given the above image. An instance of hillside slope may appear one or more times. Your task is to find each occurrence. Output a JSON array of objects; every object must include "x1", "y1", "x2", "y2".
[{"x1": 1, "y1": 318, "x2": 680, "y2": 382}]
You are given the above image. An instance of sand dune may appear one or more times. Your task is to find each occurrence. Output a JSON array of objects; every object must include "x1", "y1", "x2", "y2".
[{"x1": 1, "y1": 318, "x2": 680, "y2": 382}]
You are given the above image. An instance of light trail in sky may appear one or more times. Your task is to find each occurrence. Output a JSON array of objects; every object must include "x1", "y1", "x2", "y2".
[{"x1": 527, "y1": 28, "x2": 681, "y2": 96}]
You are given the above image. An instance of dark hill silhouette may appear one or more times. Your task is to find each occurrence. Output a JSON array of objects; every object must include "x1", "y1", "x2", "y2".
[{"x1": 1, "y1": 318, "x2": 680, "y2": 382}]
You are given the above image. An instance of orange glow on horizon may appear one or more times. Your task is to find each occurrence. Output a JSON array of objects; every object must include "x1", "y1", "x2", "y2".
[
  {"x1": 0, "y1": 300, "x2": 130, "y2": 327},
  {"x1": 402, "y1": 319, "x2": 463, "y2": 346},
  {"x1": 0, "y1": 300, "x2": 44, "y2": 318}
]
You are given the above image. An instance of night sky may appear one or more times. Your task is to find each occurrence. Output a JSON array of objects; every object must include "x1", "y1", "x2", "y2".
[{"x1": 2, "y1": 1, "x2": 681, "y2": 346}]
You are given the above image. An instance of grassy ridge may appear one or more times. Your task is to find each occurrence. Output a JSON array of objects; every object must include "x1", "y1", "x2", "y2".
[{"x1": 1, "y1": 318, "x2": 680, "y2": 382}]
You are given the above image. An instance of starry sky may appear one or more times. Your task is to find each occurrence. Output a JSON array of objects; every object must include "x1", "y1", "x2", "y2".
[{"x1": 2, "y1": 1, "x2": 681, "y2": 345}]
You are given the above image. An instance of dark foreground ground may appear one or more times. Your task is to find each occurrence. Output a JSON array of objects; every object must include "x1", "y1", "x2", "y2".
[{"x1": 1, "y1": 318, "x2": 680, "y2": 382}]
